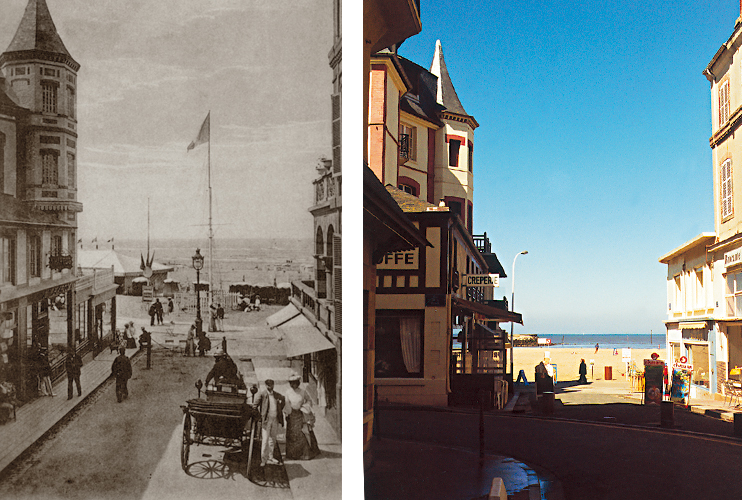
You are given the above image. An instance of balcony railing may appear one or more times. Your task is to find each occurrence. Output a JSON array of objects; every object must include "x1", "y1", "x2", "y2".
[
  {"x1": 472, "y1": 232, "x2": 492, "y2": 254},
  {"x1": 314, "y1": 174, "x2": 340, "y2": 205},
  {"x1": 291, "y1": 279, "x2": 333, "y2": 332}
]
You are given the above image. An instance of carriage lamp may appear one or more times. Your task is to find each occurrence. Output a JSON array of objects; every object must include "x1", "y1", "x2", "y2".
[{"x1": 195, "y1": 379, "x2": 203, "y2": 398}]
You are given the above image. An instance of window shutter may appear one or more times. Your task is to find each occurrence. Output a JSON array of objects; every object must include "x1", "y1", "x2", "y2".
[
  {"x1": 722, "y1": 159, "x2": 733, "y2": 220},
  {"x1": 331, "y1": 93, "x2": 341, "y2": 174},
  {"x1": 333, "y1": 234, "x2": 341, "y2": 336}
]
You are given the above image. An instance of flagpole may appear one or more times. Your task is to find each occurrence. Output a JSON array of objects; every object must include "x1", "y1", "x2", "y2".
[{"x1": 207, "y1": 111, "x2": 214, "y2": 318}]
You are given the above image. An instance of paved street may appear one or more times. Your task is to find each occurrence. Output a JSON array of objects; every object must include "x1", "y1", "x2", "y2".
[
  {"x1": 0, "y1": 348, "x2": 291, "y2": 500},
  {"x1": 368, "y1": 393, "x2": 742, "y2": 500}
]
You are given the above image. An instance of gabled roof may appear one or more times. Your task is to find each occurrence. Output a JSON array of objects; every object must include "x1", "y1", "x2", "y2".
[
  {"x1": 77, "y1": 249, "x2": 174, "y2": 277},
  {"x1": 385, "y1": 184, "x2": 438, "y2": 212},
  {"x1": 1, "y1": 0, "x2": 79, "y2": 70}
]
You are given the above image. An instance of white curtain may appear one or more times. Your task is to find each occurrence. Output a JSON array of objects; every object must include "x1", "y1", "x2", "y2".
[{"x1": 399, "y1": 317, "x2": 421, "y2": 373}]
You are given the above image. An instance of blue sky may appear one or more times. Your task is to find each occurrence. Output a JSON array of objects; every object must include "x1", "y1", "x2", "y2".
[{"x1": 396, "y1": 1, "x2": 738, "y2": 335}]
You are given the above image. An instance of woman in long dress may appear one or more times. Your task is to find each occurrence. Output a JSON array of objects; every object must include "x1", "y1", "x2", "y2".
[{"x1": 284, "y1": 374, "x2": 320, "y2": 460}]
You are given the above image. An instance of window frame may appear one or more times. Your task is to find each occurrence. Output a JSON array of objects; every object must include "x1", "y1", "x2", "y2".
[
  {"x1": 1, "y1": 234, "x2": 16, "y2": 285},
  {"x1": 399, "y1": 123, "x2": 416, "y2": 162},
  {"x1": 41, "y1": 81, "x2": 58, "y2": 114},
  {"x1": 41, "y1": 149, "x2": 59, "y2": 186},
  {"x1": 449, "y1": 139, "x2": 461, "y2": 167},
  {"x1": 374, "y1": 310, "x2": 424, "y2": 379},
  {"x1": 28, "y1": 233, "x2": 41, "y2": 278}
]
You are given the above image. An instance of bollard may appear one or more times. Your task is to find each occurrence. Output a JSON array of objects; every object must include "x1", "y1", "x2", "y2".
[
  {"x1": 488, "y1": 477, "x2": 507, "y2": 500},
  {"x1": 660, "y1": 400, "x2": 674, "y2": 428},
  {"x1": 735, "y1": 413, "x2": 742, "y2": 438}
]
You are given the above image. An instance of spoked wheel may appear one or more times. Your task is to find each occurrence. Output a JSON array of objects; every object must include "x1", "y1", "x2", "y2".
[{"x1": 181, "y1": 412, "x2": 191, "y2": 470}]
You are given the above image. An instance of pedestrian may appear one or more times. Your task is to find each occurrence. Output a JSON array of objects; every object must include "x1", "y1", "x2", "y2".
[
  {"x1": 284, "y1": 373, "x2": 320, "y2": 460},
  {"x1": 255, "y1": 379, "x2": 285, "y2": 467},
  {"x1": 38, "y1": 347, "x2": 55, "y2": 397},
  {"x1": 578, "y1": 359, "x2": 588, "y2": 384},
  {"x1": 149, "y1": 301, "x2": 156, "y2": 326},
  {"x1": 139, "y1": 327, "x2": 152, "y2": 349},
  {"x1": 216, "y1": 303, "x2": 225, "y2": 332},
  {"x1": 209, "y1": 303, "x2": 217, "y2": 332},
  {"x1": 167, "y1": 297, "x2": 174, "y2": 316},
  {"x1": 198, "y1": 331, "x2": 211, "y2": 357},
  {"x1": 186, "y1": 324, "x2": 196, "y2": 357},
  {"x1": 111, "y1": 347, "x2": 132, "y2": 402},
  {"x1": 595, "y1": 342, "x2": 599, "y2": 354},
  {"x1": 154, "y1": 298, "x2": 164, "y2": 325},
  {"x1": 65, "y1": 345, "x2": 83, "y2": 399},
  {"x1": 222, "y1": 336, "x2": 227, "y2": 354},
  {"x1": 254, "y1": 295, "x2": 261, "y2": 311}
]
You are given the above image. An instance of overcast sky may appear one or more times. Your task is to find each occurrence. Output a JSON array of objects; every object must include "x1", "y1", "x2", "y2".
[
  {"x1": 398, "y1": 0, "x2": 737, "y2": 335},
  {"x1": 0, "y1": 0, "x2": 333, "y2": 242}
]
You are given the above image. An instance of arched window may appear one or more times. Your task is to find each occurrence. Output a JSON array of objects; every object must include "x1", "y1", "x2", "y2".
[
  {"x1": 315, "y1": 226, "x2": 324, "y2": 256},
  {"x1": 326, "y1": 225, "x2": 334, "y2": 259}
]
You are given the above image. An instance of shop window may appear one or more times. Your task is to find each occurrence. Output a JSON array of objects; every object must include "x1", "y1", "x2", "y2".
[
  {"x1": 671, "y1": 343, "x2": 681, "y2": 362},
  {"x1": 375, "y1": 312, "x2": 423, "y2": 378},
  {"x1": 686, "y1": 343, "x2": 709, "y2": 388}
]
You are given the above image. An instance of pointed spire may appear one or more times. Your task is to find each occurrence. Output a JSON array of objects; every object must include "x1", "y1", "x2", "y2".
[
  {"x1": 429, "y1": 40, "x2": 468, "y2": 116},
  {"x1": 1, "y1": 0, "x2": 79, "y2": 70}
]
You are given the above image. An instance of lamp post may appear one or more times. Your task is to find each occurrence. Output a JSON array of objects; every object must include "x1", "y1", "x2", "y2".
[
  {"x1": 510, "y1": 250, "x2": 528, "y2": 382},
  {"x1": 192, "y1": 248, "x2": 204, "y2": 336}
]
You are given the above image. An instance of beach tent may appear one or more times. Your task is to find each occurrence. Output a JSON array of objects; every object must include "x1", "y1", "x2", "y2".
[
  {"x1": 163, "y1": 278, "x2": 180, "y2": 297},
  {"x1": 78, "y1": 249, "x2": 174, "y2": 296}
]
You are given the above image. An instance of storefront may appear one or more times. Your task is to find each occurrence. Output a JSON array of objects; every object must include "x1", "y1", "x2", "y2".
[{"x1": 666, "y1": 320, "x2": 715, "y2": 398}]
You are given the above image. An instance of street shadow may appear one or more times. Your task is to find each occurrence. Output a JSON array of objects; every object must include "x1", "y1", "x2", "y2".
[
  {"x1": 185, "y1": 459, "x2": 240, "y2": 480},
  {"x1": 283, "y1": 463, "x2": 310, "y2": 479},
  {"x1": 554, "y1": 379, "x2": 591, "y2": 393}
]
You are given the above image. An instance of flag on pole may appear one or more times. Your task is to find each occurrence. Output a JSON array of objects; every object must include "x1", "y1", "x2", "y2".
[{"x1": 187, "y1": 112, "x2": 210, "y2": 152}]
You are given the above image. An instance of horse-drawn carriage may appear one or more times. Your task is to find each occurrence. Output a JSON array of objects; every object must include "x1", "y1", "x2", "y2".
[{"x1": 180, "y1": 383, "x2": 260, "y2": 476}]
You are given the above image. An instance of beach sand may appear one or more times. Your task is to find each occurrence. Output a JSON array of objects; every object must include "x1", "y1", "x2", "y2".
[{"x1": 513, "y1": 346, "x2": 667, "y2": 383}]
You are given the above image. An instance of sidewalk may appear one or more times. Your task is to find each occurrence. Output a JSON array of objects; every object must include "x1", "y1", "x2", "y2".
[{"x1": 0, "y1": 346, "x2": 140, "y2": 476}]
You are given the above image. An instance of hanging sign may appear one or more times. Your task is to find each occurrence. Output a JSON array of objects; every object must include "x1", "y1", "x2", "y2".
[{"x1": 463, "y1": 274, "x2": 500, "y2": 287}]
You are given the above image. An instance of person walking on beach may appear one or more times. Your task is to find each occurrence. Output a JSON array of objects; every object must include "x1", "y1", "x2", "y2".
[
  {"x1": 65, "y1": 345, "x2": 82, "y2": 399},
  {"x1": 111, "y1": 347, "x2": 132, "y2": 403},
  {"x1": 579, "y1": 359, "x2": 588, "y2": 384},
  {"x1": 595, "y1": 342, "x2": 599, "y2": 354},
  {"x1": 167, "y1": 297, "x2": 174, "y2": 316}
]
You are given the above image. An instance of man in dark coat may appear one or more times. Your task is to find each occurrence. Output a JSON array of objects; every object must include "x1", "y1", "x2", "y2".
[
  {"x1": 111, "y1": 347, "x2": 132, "y2": 402},
  {"x1": 205, "y1": 351, "x2": 244, "y2": 388},
  {"x1": 154, "y1": 298, "x2": 164, "y2": 325},
  {"x1": 149, "y1": 302, "x2": 156, "y2": 326},
  {"x1": 65, "y1": 346, "x2": 83, "y2": 400}
]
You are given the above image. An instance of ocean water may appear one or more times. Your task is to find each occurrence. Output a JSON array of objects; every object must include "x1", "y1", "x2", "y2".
[{"x1": 534, "y1": 333, "x2": 666, "y2": 350}]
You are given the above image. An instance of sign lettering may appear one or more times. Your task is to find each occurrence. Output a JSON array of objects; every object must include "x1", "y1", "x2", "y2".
[
  {"x1": 378, "y1": 249, "x2": 418, "y2": 270},
  {"x1": 726, "y1": 249, "x2": 742, "y2": 268},
  {"x1": 463, "y1": 274, "x2": 500, "y2": 287}
]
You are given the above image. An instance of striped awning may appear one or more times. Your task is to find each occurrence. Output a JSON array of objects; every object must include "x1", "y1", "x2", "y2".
[{"x1": 680, "y1": 322, "x2": 708, "y2": 330}]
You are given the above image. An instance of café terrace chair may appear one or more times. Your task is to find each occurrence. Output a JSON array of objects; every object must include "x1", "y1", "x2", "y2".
[{"x1": 724, "y1": 380, "x2": 741, "y2": 407}]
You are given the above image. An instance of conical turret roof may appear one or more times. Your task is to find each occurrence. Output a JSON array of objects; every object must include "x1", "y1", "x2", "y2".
[
  {"x1": 1, "y1": 0, "x2": 78, "y2": 70},
  {"x1": 429, "y1": 40, "x2": 468, "y2": 116}
]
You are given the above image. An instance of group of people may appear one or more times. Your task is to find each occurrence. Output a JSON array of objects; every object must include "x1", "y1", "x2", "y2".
[
  {"x1": 236, "y1": 295, "x2": 261, "y2": 312},
  {"x1": 185, "y1": 322, "x2": 211, "y2": 357},
  {"x1": 255, "y1": 373, "x2": 320, "y2": 467},
  {"x1": 209, "y1": 303, "x2": 225, "y2": 332}
]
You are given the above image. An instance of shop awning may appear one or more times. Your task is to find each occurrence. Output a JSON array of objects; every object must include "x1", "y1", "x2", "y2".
[
  {"x1": 680, "y1": 322, "x2": 708, "y2": 330},
  {"x1": 266, "y1": 303, "x2": 301, "y2": 328},
  {"x1": 452, "y1": 296, "x2": 523, "y2": 324},
  {"x1": 276, "y1": 314, "x2": 335, "y2": 358}
]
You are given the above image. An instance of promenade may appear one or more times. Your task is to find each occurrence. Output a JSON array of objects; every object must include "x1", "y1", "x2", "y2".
[{"x1": 0, "y1": 298, "x2": 340, "y2": 500}]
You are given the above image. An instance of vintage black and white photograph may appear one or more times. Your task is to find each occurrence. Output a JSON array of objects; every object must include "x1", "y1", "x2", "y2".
[{"x1": 0, "y1": 0, "x2": 341, "y2": 498}]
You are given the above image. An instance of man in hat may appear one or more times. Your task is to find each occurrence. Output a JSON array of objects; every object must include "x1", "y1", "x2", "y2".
[
  {"x1": 65, "y1": 345, "x2": 83, "y2": 400},
  {"x1": 255, "y1": 379, "x2": 285, "y2": 466},
  {"x1": 111, "y1": 347, "x2": 132, "y2": 402},
  {"x1": 205, "y1": 349, "x2": 243, "y2": 388}
]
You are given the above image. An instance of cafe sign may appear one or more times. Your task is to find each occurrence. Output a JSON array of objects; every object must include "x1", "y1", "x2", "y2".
[
  {"x1": 463, "y1": 274, "x2": 499, "y2": 287},
  {"x1": 378, "y1": 249, "x2": 418, "y2": 270},
  {"x1": 725, "y1": 248, "x2": 742, "y2": 268}
]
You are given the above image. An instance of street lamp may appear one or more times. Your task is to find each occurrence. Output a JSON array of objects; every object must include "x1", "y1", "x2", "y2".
[
  {"x1": 192, "y1": 248, "x2": 204, "y2": 336},
  {"x1": 510, "y1": 250, "x2": 528, "y2": 382}
]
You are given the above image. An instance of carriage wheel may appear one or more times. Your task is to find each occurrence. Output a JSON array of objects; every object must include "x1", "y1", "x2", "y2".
[{"x1": 181, "y1": 413, "x2": 191, "y2": 470}]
